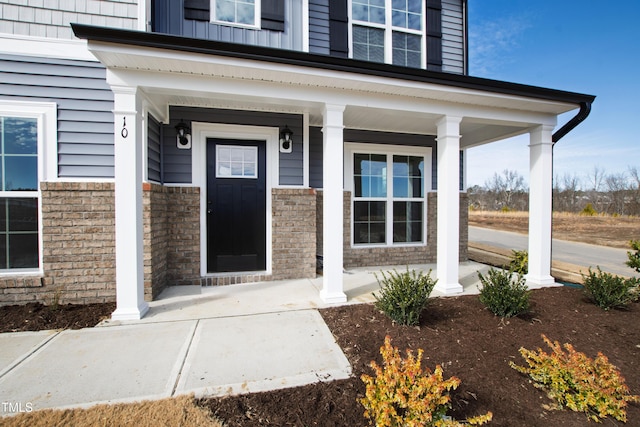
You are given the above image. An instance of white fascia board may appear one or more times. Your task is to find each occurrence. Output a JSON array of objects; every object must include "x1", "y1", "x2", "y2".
[
  {"x1": 0, "y1": 34, "x2": 95, "y2": 62},
  {"x1": 107, "y1": 65, "x2": 558, "y2": 131}
]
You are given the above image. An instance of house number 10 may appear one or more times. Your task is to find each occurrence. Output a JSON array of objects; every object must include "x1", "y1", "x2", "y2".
[{"x1": 121, "y1": 117, "x2": 128, "y2": 139}]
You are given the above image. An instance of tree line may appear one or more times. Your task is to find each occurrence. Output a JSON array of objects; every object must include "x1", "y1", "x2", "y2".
[{"x1": 468, "y1": 166, "x2": 640, "y2": 216}]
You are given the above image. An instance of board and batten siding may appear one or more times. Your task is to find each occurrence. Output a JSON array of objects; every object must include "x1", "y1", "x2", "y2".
[
  {"x1": 0, "y1": 53, "x2": 115, "y2": 178},
  {"x1": 163, "y1": 107, "x2": 303, "y2": 185},
  {"x1": 441, "y1": 0, "x2": 465, "y2": 74},
  {"x1": 0, "y1": 0, "x2": 137, "y2": 39},
  {"x1": 153, "y1": 0, "x2": 303, "y2": 51}
]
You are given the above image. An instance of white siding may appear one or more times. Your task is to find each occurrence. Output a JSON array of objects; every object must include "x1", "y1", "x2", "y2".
[
  {"x1": 441, "y1": 0, "x2": 465, "y2": 74},
  {"x1": 0, "y1": 0, "x2": 138, "y2": 39}
]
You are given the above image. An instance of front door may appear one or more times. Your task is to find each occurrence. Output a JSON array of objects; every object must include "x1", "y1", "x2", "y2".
[{"x1": 207, "y1": 139, "x2": 267, "y2": 273}]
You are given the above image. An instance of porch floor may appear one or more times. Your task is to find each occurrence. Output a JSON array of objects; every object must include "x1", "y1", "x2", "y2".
[{"x1": 120, "y1": 261, "x2": 494, "y2": 325}]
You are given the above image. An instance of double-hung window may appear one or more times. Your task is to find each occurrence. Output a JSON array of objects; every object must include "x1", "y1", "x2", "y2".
[
  {"x1": 351, "y1": 0, "x2": 424, "y2": 68},
  {"x1": 212, "y1": 0, "x2": 260, "y2": 28},
  {"x1": 348, "y1": 143, "x2": 430, "y2": 247},
  {"x1": 0, "y1": 101, "x2": 54, "y2": 272}
]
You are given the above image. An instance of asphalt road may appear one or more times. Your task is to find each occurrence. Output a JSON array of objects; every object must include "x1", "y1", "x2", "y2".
[{"x1": 469, "y1": 226, "x2": 637, "y2": 278}]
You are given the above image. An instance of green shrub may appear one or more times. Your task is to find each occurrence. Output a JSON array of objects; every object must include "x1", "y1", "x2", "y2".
[
  {"x1": 581, "y1": 267, "x2": 639, "y2": 310},
  {"x1": 500, "y1": 205, "x2": 511, "y2": 212},
  {"x1": 580, "y1": 203, "x2": 597, "y2": 216},
  {"x1": 360, "y1": 336, "x2": 493, "y2": 427},
  {"x1": 510, "y1": 334, "x2": 640, "y2": 423},
  {"x1": 373, "y1": 268, "x2": 437, "y2": 326},
  {"x1": 509, "y1": 250, "x2": 528, "y2": 275},
  {"x1": 477, "y1": 268, "x2": 530, "y2": 318},
  {"x1": 626, "y1": 240, "x2": 640, "y2": 273}
]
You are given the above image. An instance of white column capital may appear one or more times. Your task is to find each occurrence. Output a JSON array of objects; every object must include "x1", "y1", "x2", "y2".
[
  {"x1": 528, "y1": 124, "x2": 555, "y2": 147},
  {"x1": 436, "y1": 115, "x2": 463, "y2": 135},
  {"x1": 322, "y1": 104, "x2": 346, "y2": 128}
]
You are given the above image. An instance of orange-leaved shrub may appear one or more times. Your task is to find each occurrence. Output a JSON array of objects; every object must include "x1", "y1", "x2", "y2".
[
  {"x1": 360, "y1": 336, "x2": 493, "y2": 427},
  {"x1": 510, "y1": 334, "x2": 640, "y2": 423}
]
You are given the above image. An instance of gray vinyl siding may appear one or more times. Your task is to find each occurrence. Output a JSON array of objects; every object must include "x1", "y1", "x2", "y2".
[
  {"x1": 441, "y1": 0, "x2": 465, "y2": 74},
  {"x1": 0, "y1": 54, "x2": 115, "y2": 178},
  {"x1": 308, "y1": 0, "x2": 330, "y2": 55},
  {"x1": 0, "y1": 0, "x2": 137, "y2": 40},
  {"x1": 154, "y1": 0, "x2": 303, "y2": 51},
  {"x1": 164, "y1": 107, "x2": 303, "y2": 185},
  {"x1": 310, "y1": 128, "x2": 439, "y2": 190},
  {"x1": 147, "y1": 113, "x2": 162, "y2": 183}
]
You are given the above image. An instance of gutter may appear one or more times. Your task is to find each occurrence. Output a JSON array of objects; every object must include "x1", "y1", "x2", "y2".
[{"x1": 552, "y1": 101, "x2": 593, "y2": 144}]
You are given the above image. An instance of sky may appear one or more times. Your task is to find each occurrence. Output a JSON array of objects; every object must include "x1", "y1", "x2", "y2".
[{"x1": 465, "y1": 0, "x2": 640, "y2": 189}]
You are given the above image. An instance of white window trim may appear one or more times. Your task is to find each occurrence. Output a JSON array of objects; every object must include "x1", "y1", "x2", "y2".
[
  {"x1": 349, "y1": 0, "x2": 427, "y2": 68},
  {"x1": 0, "y1": 101, "x2": 57, "y2": 275},
  {"x1": 192, "y1": 122, "x2": 278, "y2": 277},
  {"x1": 344, "y1": 142, "x2": 432, "y2": 249},
  {"x1": 210, "y1": 0, "x2": 262, "y2": 30}
]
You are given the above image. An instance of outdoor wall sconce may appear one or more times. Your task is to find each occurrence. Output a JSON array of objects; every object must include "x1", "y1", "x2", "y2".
[
  {"x1": 279, "y1": 125, "x2": 293, "y2": 153},
  {"x1": 175, "y1": 119, "x2": 191, "y2": 149}
]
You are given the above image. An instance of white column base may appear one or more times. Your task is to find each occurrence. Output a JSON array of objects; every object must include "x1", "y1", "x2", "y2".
[
  {"x1": 111, "y1": 303, "x2": 149, "y2": 321},
  {"x1": 434, "y1": 281, "x2": 464, "y2": 295},
  {"x1": 525, "y1": 274, "x2": 556, "y2": 288},
  {"x1": 320, "y1": 288, "x2": 348, "y2": 304}
]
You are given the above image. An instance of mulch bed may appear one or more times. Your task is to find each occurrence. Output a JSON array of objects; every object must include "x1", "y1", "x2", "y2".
[
  {"x1": 201, "y1": 287, "x2": 640, "y2": 426},
  {"x1": 1, "y1": 288, "x2": 638, "y2": 426},
  {"x1": 0, "y1": 302, "x2": 115, "y2": 333}
]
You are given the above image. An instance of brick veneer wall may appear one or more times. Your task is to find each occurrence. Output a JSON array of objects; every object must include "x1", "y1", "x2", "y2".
[
  {"x1": 271, "y1": 188, "x2": 317, "y2": 280},
  {"x1": 315, "y1": 191, "x2": 469, "y2": 269},
  {"x1": 0, "y1": 182, "x2": 116, "y2": 306},
  {"x1": 143, "y1": 184, "x2": 201, "y2": 296}
]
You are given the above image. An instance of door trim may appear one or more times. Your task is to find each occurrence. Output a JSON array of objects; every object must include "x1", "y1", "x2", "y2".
[{"x1": 192, "y1": 122, "x2": 279, "y2": 277}]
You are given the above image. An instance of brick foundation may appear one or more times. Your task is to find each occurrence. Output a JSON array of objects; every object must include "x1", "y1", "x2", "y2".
[
  {"x1": 316, "y1": 191, "x2": 469, "y2": 269},
  {"x1": 143, "y1": 183, "x2": 201, "y2": 298},
  {"x1": 271, "y1": 188, "x2": 317, "y2": 280},
  {"x1": 0, "y1": 182, "x2": 116, "y2": 306}
]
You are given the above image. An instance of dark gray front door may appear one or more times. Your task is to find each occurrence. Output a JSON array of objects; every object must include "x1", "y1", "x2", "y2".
[{"x1": 206, "y1": 139, "x2": 267, "y2": 273}]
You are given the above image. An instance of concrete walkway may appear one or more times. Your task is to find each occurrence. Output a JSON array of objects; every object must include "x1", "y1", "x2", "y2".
[{"x1": 0, "y1": 262, "x2": 491, "y2": 416}]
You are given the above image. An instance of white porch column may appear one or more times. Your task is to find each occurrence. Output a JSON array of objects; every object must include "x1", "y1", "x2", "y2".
[
  {"x1": 527, "y1": 125, "x2": 556, "y2": 286},
  {"x1": 435, "y1": 115, "x2": 464, "y2": 294},
  {"x1": 110, "y1": 86, "x2": 149, "y2": 320},
  {"x1": 320, "y1": 104, "x2": 347, "y2": 303}
]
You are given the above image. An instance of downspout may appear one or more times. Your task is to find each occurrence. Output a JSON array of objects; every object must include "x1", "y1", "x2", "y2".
[
  {"x1": 552, "y1": 101, "x2": 592, "y2": 144},
  {"x1": 548, "y1": 100, "x2": 592, "y2": 282}
]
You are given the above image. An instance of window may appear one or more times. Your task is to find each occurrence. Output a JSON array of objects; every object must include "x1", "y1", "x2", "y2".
[
  {"x1": 0, "y1": 116, "x2": 39, "y2": 270},
  {"x1": 216, "y1": 145, "x2": 258, "y2": 178},
  {"x1": 351, "y1": 0, "x2": 424, "y2": 68},
  {"x1": 348, "y1": 144, "x2": 430, "y2": 247},
  {"x1": 212, "y1": 0, "x2": 260, "y2": 27},
  {"x1": 0, "y1": 101, "x2": 54, "y2": 273}
]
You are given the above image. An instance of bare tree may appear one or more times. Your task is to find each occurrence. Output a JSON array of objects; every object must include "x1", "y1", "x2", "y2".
[
  {"x1": 604, "y1": 172, "x2": 629, "y2": 215},
  {"x1": 554, "y1": 173, "x2": 582, "y2": 212},
  {"x1": 585, "y1": 166, "x2": 607, "y2": 213},
  {"x1": 627, "y1": 166, "x2": 640, "y2": 215},
  {"x1": 484, "y1": 169, "x2": 526, "y2": 210}
]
